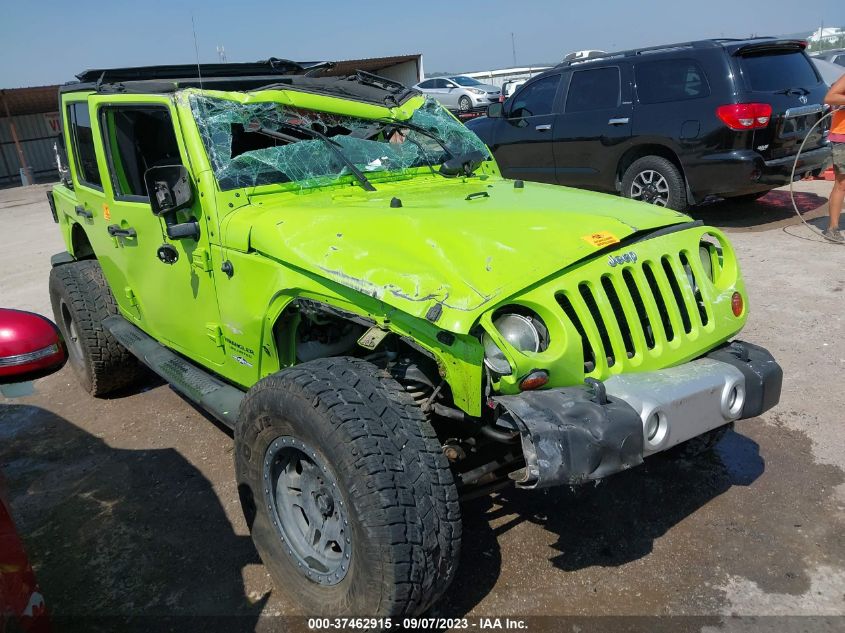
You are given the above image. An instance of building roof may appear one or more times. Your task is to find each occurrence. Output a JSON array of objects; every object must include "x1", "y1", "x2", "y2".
[{"x1": 0, "y1": 85, "x2": 61, "y2": 116}]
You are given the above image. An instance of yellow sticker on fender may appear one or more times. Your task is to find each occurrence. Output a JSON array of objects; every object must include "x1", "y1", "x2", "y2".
[{"x1": 581, "y1": 231, "x2": 620, "y2": 248}]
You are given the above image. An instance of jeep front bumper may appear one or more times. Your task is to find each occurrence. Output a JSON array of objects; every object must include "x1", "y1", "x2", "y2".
[{"x1": 494, "y1": 341, "x2": 782, "y2": 489}]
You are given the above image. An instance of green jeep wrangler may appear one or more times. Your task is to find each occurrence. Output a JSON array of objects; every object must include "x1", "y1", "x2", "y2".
[{"x1": 46, "y1": 60, "x2": 782, "y2": 616}]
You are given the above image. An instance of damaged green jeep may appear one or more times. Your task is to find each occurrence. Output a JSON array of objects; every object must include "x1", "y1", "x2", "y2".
[{"x1": 47, "y1": 59, "x2": 782, "y2": 616}]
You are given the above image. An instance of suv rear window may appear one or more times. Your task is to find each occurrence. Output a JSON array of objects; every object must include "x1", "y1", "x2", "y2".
[
  {"x1": 636, "y1": 59, "x2": 710, "y2": 104},
  {"x1": 738, "y1": 51, "x2": 819, "y2": 91}
]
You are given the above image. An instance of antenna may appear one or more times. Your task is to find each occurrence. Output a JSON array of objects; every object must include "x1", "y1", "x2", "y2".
[{"x1": 191, "y1": 14, "x2": 203, "y2": 90}]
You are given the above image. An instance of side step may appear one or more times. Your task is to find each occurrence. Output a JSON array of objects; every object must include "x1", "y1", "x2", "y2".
[{"x1": 104, "y1": 315, "x2": 244, "y2": 429}]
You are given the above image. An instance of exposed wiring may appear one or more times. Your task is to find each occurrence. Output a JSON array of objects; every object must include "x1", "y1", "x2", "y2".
[{"x1": 788, "y1": 106, "x2": 841, "y2": 242}]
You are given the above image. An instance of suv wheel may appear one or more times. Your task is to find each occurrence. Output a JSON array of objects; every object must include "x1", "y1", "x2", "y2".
[
  {"x1": 235, "y1": 357, "x2": 461, "y2": 616},
  {"x1": 48, "y1": 260, "x2": 144, "y2": 396},
  {"x1": 458, "y1": 95, "x2": 472, "y2": 112},
  {"x1": 622, "y1": 156, "x2": 688, "y2": 211}
]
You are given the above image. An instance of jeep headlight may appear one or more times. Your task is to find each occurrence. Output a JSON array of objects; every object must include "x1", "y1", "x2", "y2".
[
  {"x1": 482, "y1": 312, "x2": 547, "y2": 376},
  {"x1": 698, "y1": 244, "x2": 714, "y2": 282}
]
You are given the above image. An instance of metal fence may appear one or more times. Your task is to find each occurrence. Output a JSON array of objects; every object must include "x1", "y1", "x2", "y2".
[{"x1": 0, "y1": 112, "x2": 60, "y2": 186}]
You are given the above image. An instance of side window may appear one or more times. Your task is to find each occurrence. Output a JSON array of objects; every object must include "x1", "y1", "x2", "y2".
[
  {"x1": 432, "y1": 79, "x2": 448, "y2": 88},
  {"x1": 509, "y1": 75, "x2": 560, "y2": 118},
  {"x1": 565, "y1": 67, "x2": 621, "y2": 112},
  {"x1": 67, "y1": 102, "x2": 102, "y2": 189},
  {"x1": 635, "y1": 59, "x2": 710, "y2": 104},
  {"x1": 100, "y1": 106, "x2": 182, "y2": 200},
  {"x1": 834, "y1": 55, "x2": 845, "y2": 67},
  {"x1": 418, "y1": 79, "x2": 435, "y2": 89}
]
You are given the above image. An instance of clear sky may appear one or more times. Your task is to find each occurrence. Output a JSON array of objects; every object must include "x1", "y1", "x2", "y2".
[{"x1": 1, "y1": 0, "x2": 842, "y2": 88}]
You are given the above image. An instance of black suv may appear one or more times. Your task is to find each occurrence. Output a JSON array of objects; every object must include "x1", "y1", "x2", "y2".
[{"x1": 467, "y1": 38, "x2": 832, "y2": 210}]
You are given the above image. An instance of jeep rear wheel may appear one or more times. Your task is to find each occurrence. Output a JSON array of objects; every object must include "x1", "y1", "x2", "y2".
[
  {"x1": 622, "y1": 156, "x2": 688, "y2": 211},
  {"x1": 235, "y1": 357, "x2": 461, "y2": 616},
  {"x1": 48, "y1": 260, "x2": 144, "y2": 396}
]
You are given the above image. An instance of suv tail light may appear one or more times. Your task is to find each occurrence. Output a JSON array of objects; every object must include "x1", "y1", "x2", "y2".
[{"x1": 716, "y1": 103, "x2": 772, "y2": 130}]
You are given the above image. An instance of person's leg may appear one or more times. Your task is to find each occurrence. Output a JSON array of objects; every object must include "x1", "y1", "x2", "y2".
[
  {"x1": 824, "y1": 144, "x2": 845, "y2": 243},
  {"x1": 830, "y1": 169, "x2": 844, "y2": 232}
]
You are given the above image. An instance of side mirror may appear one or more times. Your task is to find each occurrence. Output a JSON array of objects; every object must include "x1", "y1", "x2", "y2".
[
  {"x1": 0, "y1": 309, "x2": 67, "y2": 385},
  {"x1": 144, "y1": 165, "x2": 193, "y2": 216},
  {"x1": 487, "y1": 102, "x2": 504, "y2": 118}
]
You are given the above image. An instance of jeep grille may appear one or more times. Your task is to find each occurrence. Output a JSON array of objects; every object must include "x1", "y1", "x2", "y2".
[{"x1": 556, "y1": 252, "x2": 710, "y2": 376}]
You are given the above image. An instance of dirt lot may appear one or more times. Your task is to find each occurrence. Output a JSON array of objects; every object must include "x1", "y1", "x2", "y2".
[{"x1": 1, "y1": 181, "x2": 843, "y2": 630}]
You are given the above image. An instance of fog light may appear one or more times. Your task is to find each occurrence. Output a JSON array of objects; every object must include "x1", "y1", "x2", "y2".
[
  {"x1": 645, "y1": 412, "x2": 661, "y2": 441},
  {"x1": 519, "y1": 370, "x2": 549, "y2": 391},
  {"x1": 728, "y1": 386, "x2": 738, "y2": 409},
  {"x1": 731, "y1": 292, "x2": 744, "y2": 316}
]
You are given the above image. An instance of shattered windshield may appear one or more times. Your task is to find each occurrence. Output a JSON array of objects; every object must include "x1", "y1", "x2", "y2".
[{"x1": 189, "y1": 94, "x2": 490, "y2": 191}]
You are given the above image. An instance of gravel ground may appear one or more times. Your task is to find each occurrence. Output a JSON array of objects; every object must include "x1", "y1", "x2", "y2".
[{"x1": 0, "y1": 181, "x2": 843, "y2": 631}]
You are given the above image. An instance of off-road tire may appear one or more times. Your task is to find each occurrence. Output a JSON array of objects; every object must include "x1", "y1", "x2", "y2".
[
  {"x1": 48, "y1": 260, "x2": 143, "y2": 396},
  {"x1": 664, "y1": 422, "x2": 734, "y2": 460},
  {"x1": 621, "y1": 155, "x2": 688, "y2": 211},
  {"x1": 458, "y1": 95, "x2": 472, "y2": 112},
  {"x1": 235, "y1": 356, "x2": 461, "y2": 616}
]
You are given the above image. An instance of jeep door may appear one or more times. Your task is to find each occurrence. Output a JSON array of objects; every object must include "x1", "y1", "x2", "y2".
[
  {"x1": 491, "y1": 74, "x2": 563, "y2": 184},
  {"x1": 552, "y1": 64, "x2": 634, "y2": 191},
  {"x1": 61, "y1": 99, "x2": 111, "y2": 259},
  {"x1": 88, "y1": 95, "x2": 225, "y2": 367}
]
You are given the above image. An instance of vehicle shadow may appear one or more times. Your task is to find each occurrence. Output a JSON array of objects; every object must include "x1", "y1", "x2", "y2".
[
  {"x1": 0, "y1": 403, "x2": 266, "y2": 633},
  {"x1": 690, "y1": 189, "x2": 828, "y2": 231},
  {"x1": 438, "y1": 429, "x2": 764, "y2": 616}
]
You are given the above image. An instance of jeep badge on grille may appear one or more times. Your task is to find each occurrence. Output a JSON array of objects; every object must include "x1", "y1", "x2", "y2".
[{"x1": 608, "y1": 252, "x2": 638, "y2": 267}]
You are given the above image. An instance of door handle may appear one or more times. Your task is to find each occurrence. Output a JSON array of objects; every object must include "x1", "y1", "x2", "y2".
[
  {"x1": 107, "y1": 224, "x2": 137, "y2": 238},
  {"x1": 535, "y1": 124, "x2": 552, "y2": 131},
  {"x1": 74, "y1": 205, "x2": 92, "y2": 219},
  {"x1": 608, "y1": 117, "x2": 630, "y2": 126}
]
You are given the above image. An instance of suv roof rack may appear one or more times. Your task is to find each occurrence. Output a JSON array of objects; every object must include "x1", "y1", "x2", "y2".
[{"x1": 550, "y1": 37, "x2": 803, "y2": 69}]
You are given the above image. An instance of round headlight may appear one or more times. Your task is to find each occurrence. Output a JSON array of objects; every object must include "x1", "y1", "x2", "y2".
[
  {"x1": 698, "y1": 245, "x2": 714, "y2": 282},
  {"x1": 482, "y1": 313, "x2": 543, "y2": 375}
]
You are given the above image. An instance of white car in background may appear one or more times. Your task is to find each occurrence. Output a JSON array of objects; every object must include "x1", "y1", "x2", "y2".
[{"x1": 413, "y1": 76, "x2": 501, "y2": 112}]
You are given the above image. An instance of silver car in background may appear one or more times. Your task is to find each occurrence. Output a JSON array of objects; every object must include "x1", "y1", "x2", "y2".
[{"x1": 413, "y1": 75, "x2": 501, "y2": 112}]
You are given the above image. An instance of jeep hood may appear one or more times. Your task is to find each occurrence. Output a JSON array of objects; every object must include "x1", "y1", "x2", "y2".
[{"x1": 232, "y1": 178, "x2": 689, "y2": 333}]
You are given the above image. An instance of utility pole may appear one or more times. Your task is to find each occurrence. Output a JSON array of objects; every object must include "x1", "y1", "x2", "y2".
[
  {"x1": 217, "y1": 45, "x2": 227, "y2": 63},
  {"x1": 511, "y1": 32, "x2": 517, "y2": 67}
]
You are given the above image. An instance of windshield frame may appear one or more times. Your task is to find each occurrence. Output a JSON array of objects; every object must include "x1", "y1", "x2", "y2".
[{"x1": 183, "y1": 88, "x2": 492, "y2": 194}]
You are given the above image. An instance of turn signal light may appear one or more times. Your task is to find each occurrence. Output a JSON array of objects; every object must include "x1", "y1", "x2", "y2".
[
  {"x1": 716, "y1": 103, "x2": 772, "y2": 130},
  {"x1": 519, "y1": 370, "x2": 549, "y2": 391},
  {"x1": 731, "y1": 292, "x2": 744, "y2": 317}
]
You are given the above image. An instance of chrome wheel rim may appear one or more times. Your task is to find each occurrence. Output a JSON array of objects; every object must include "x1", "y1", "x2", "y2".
[
  {"x1": 263, "y1": 436, "x2": 350, "y2": 585},
  {"x1": 630, "y1": 170, "x2": 670, "y2": 206},
  {"x1": 459, "y1": 97, "x2": 471, "y2": 112}
]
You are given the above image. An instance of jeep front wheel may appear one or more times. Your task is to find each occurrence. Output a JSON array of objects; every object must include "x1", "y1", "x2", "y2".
[
  {"x1": 235, "y1": 357, "x2": 461, "y2": 616},
  {"x1": 48, "y1": 260, "x2": 144, "y2": 396}
]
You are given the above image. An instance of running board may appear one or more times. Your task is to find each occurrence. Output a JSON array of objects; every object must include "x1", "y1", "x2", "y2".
[{"x1": 103, "y1": 315, "x2": 243, "y2": 429}]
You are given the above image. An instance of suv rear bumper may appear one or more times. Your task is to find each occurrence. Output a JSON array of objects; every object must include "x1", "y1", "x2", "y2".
[
  {"x1": 494, "y1": 340, "x2": 782, "y2": 489},
  {"x1": 690, "y1": 145, "x2": 831, "y2": 198}
]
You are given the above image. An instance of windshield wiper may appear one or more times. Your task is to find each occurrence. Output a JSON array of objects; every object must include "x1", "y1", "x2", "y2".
[
  {"x1": 374, "y1": 118, "x2": 455, "y2": 159},
  {"x1": 246, "y1": 120, "x2": 376, "y2": 192}
]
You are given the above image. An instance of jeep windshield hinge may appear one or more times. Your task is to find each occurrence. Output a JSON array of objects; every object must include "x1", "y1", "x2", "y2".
[{"x1": 192, "y1": 248, "x2": 212, "y2": 273}]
